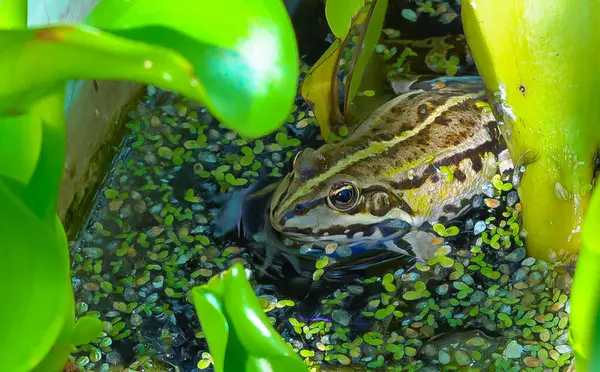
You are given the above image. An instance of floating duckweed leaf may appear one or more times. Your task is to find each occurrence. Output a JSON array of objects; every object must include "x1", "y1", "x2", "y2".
[
  {"x1": 383, "y1": 28, "x2": 400, "y2": 38},
  {"x1": 184, "y1": 140, "x2": 200, "y2": 149},
  {"x1": 157, "y1": 147, "x2": 173, "y2": 159},
  {"x1": 253, "y1": 140, "x2": 264, "y2": 154},
  {"x1": 498, "y1": 313, "x2": 514, "y2": 327},
  {"x1": 316, "y1": 256, "x2": 330, "y2": 269},
  {"x1": 481, "y1": 266, "x2": 501, "y2": 279},
  {"x1": 382, "y1": 273, "x2": 394, "y2": 284},
  {"x1": 433, "y1": 223, "x2": 447, "y2": 236},
  {"x1": 438, "y1": 256, "x2": 454, "y2": 268},
  {"x1": 445, "y1": 226, "x2": 459, "y2": 236},
  {"x1": 384, "y1": 282, "x2": 396, "y2": 293},
  {"x1": 240, "y1": 146, "x2": 255, "y2": 166},
  {"x1": 197, "y1": 359, "x2": 211, "y2": 369},
  {"x1": 275, "y1": 300, "x2": 295, "y2": 308},
  {"x1": 225, "y1": 173, "x2": 248, "y2": 186},
  {"x1": 71, "y1": 316, "x2": 104, "y2": 346},
  {"x1": 364, "y1": 332, "x2": 384, "y2": 346},
  {"x1": 401, "y1": 8, "x2": 417, "y2": 22},
  {"x1": 313, "y1": 269, "x2": 324, "y2": 281},
  {"x1": 453, "y1": 281, "x2": 472, "y2": 292},
  {"x1": 103, "y1": 189, "x2": 119, "y2": 199},
  {"x1": 185, "y1": 188, "x2": 201, "y2": 203},
  {"x1": 403, "y1": 281, "x2": 429, "y2": 300}
]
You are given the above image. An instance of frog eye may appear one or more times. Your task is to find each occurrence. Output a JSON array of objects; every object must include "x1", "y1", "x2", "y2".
[{"x1": 327, "y1": 182, "x2": 360, "y2": 211}]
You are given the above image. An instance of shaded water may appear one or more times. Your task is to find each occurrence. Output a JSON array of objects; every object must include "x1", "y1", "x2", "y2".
[
  {"x1": 69, "y1": 85, "x2": 575, "y2": 372},
  {"x1": 68, "y1": 1, "x2": 575, "y2": 371}
]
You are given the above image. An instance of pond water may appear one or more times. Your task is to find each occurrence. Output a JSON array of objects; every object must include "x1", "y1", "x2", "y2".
[{"x1": 68, "y1": 2, "x2": 575, "y2": 371}]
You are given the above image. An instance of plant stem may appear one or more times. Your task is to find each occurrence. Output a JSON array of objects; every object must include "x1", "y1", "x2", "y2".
[
  {"x1": 0, "y1": 0, "x2": 28, "y2": 29},
  {"x1": 462, "y1": 0, "x2": 600, "y2": 262}
]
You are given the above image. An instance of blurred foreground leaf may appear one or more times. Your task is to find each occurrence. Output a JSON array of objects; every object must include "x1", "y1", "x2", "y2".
[
  {"x1": 0, "y1": 183, "x2": 70, "y2": 371},
  {"x1": 1, "y1": 0, "x2": 299, "y2": 138},
  {"x1": 191, "y1": 264, "x2": 307, "y2": 372}
]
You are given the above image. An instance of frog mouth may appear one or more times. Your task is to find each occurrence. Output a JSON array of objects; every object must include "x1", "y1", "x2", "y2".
[{"x1": 275, "y1": 219, "x2": 413, "y2": 249}]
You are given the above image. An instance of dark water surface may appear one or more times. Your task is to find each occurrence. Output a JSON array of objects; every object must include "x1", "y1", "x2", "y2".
[{"x1": 68, "y1": 1, "x2": 574, "y2": 371}]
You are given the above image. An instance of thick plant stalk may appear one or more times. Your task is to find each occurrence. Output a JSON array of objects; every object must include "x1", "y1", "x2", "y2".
[{"x1": 462, "y1": 1, "x2": 600, "y2": 262}]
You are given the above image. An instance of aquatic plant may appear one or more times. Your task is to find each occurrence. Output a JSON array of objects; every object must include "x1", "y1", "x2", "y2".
[
  {"x1": 0, "y1": 0, "x2": 298, "y2": 370},
  {"x1": 191, "y1": 263, "x2": 306, "y2": 372},
  {"x1": 301, "y1": 0, "x2": 389, "y2": 141},
  {"x1": 462, "y1": 1, "x2": 600, "y2": 371},
  {"x1": 462, "y1": 1, "x2": 597, "y2": 262}
]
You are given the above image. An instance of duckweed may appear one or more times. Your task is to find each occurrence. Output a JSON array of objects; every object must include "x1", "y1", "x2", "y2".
[{"x1": 68, "y1": 56, "x2": 574, "y2": 372}]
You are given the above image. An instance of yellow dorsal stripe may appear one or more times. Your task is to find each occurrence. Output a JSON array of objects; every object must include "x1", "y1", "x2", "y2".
[{"x1": 279, "y1": 90, "x2": 485, "y2": 214}]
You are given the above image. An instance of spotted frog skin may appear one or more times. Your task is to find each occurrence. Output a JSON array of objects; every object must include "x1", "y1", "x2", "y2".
[{"x1": 268, "y1": 78, "x2": 511, "y2": 261}]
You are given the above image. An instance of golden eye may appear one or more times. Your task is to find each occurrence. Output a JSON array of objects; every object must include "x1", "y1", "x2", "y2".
[{"x1": 327, "y1": 182, "x2": 360, "y2": 211}]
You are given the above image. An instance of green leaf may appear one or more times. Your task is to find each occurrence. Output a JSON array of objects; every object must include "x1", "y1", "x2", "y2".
[
  {"x1": 301, "y1": 40, "x2": 344, "y2": 141},
  {"x1": 0, "y1": 90, "x2": 66, "y2": 222},
  {"x1": 325, "y1": 0, "x2": 365, "y2": 39},
  {"x1": 453, "y1": 281, "x2": 470, "y2": 291},
  {"x1": 433, "y1": 223, "x2": 447, "y2": 237},
  {"x1": 0, "y1": 185, "x2": 71, "y2": 371},
  {"x1": 192, "y1": 264, "x2": 306, "y2": 372},
  {"x1": 401, "y1": 8, "x2": 417, "y2": 22},
  {"x1": 1, "y1": 0, "x2": 299, "y2": 138},
  {"x1": 0, "y1": 0, "x2": 27, "y2": 29},
  {"x1": 445, "y1": 226, "x2": 460, "y2": 236},
  {"x1": 344, "y1": 0, "x2": 389, "y2": 111},
  {"x1": 0, "y1": 112, "x2": 42, "y2": 185}
]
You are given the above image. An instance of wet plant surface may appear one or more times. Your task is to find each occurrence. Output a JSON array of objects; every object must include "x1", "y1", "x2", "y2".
[{"x1": 69, "y1": 9, "x2": 576, "y2": 372}]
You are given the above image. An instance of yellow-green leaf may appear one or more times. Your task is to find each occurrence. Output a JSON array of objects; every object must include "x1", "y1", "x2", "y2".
[{"x1": 325, "y1": 0, "x2": 365, "y2": 39}]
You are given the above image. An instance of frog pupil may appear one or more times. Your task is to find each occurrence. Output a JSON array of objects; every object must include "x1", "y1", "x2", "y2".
[{"x1": 334, "y1": 188, "x2": 353, "y2": 204}]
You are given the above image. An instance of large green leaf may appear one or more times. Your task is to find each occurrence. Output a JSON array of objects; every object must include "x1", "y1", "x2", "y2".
[
  {"x1": 191, "y1": 264, "x2": 307, "y2": 372},
  {"x1": 0, "y1": 0, "x2": 27, "y2": 29},
  {"x1": 0, "y1": 112, "x2": 42, "y2": 185},
  {"x1": 0, "y1": 183, "x2": 71, "y2": 372},
  {"x1": 0, "y1": 0, "x2": 299, "y2": 138}
]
